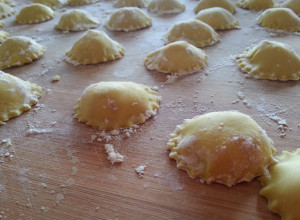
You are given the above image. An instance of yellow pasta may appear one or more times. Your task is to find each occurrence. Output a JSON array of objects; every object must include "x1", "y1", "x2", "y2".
[
  {"x1": 236, "y1": 0, "x2": 274, "y2": 10},
  {"x1": 33, "y1": 0, "x2": 68, "y2": 9},
  {"x1": 16, "y1": 3, "x2": 55, "y2": 24},
  {"x1": 147, "y1": 0, "x2": 185, "y2": 15},
  {"x1": 0, "y1": 2, "x2": 15, "y2": 18},
  {"x1": 194, "y1": 0, "x2": 236, "y2": 14}
]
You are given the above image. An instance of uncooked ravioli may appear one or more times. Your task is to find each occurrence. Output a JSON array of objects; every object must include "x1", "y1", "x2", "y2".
[
  {"x1": 280, "y1": 0, "x2": 300, "y2": 16},
  {"x1": 0, "y1": 2, "x2": 15, "y2": 18},
  {"x1": 106, "y1": 7, "x2": 152, "y2": 32},
  {"x1": 194, "y1": 0, "x2": 236, "y2": 14},
  {"x1": 0, "y1": 21, "x2": 4, "y2": 28},
  {"x1": 0, "y1": 30, "x2": 8, "y2": 43},
  {"x1": 147, "y1": 0, "x2": 185, "y2": 15},
  {"x1": 0, "y1": 0, "x2": 15, "y2": 7},
  {"x1": 114, "y1": 0, "x2": 148, "y2": 8},
  {"x1": 236, "y1": 0, "x2": 274, "y2": 10},
  {"x1": 65, "y1": 30, "x2": 124, "y2": 65},
  {"x1": 16, "y1": 3, "x2": 55, "y2": 24},
  {"x1": 33, "y1": 0, "x2": 68, "y2": 9},
  {"x1": 145, "y1": 41, "x2": 208, "y2": 75},
  {"x1": 74, "y1": 81, "x2": 161, "y2": 130},
  {"x1": 237, "y1": 40, "x2": 300, "y2": 81},
  {"x1": 0, "y1": 36, "x2": 45, "y2": 70},
  {"x1": 165, "y1": 19, "x2": 219, "y2": 48},
  {"x1": 168, "y1": 111, "x2": 277, "y2": 187},
  {"x1": 195, "y1": 7, "x2": 239, "y2": 30},
  {"x1": 67, "y1": 0, "x2": 100, "y2": 6},
  {"x1": 259, "y1": 149, "x2": 300, "y2": 220},
  {"x1": 56, "y1": 9, "x2": 100, "y2": 31},
  {"x1": 257, "y1": 8, "x2": 300, "y2": 32},
  {"x1": 0, "y1": 71, "x2": 42, "y2": 125}
]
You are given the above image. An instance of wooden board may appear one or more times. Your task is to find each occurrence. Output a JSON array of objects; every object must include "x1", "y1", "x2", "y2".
[{"x1": 1, "y1": 0, "x2": 300, "y2": 219}]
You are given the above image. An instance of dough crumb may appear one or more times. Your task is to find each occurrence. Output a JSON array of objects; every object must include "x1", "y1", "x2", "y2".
[
  {"x1": 104, "y1": 144, "x2": 124, "y2": 164},
  {"x1": 135, "y1": 165, "x2": 147, "y2": 177},
  {"x1": 52, "y1": 75, "x2": 61, "y2": 82}
]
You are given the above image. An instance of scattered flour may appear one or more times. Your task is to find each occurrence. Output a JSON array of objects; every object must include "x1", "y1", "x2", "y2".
[
  {"x1": 104, "y1": 144, "x2": 124, "y2": 164},
  {"x1": 0, "y1": 138, "x2": 14, "y2": 163}
]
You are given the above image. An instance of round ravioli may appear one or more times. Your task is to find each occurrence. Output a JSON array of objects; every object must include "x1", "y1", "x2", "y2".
[
  {"x1": 0, "y1": 36, "x2": 45, "y2": 70},
  {"x1": 0, "y1": 71, "x2": 42, "y2": 125},
  {"x1": 0, "y1": 3, "x2": 15, "y2": 18},
  {"x1": 65, "y1": 30, "x2": 125, "y2": 65},
  {"x1": 280, "y1": 0, "x2": 300, "y2": 16},
  {"x1": 114, "y1": 0, "x2": 148, "y2": 8},
  {"x1": 237, "y1": 40, "x2": 300, "y2": 81},
  {"x1": 259, "y1": 149, "x2": 300, "y2": 220},
  {"x1": 16, "y1": 3, "x2": 55, "y2": 24},
  {"x1": 147, "y1": 0, "x2": 185, "y2": 15},
  {"x1": 195, "y1": 7, "x2": 239, "y2": 30},
  {"x1": 33, "y1": 0, "x2": 68, "y2": 9},
  {"x1": 0, "y1": 30, "x2": 9, "y2": 43},
  {"x1": 67, "y1": 0, "x2": 100, "y2": 6},
  {"x1": 106, "y1": 7, "x2": 152, "y2": 32},
  {"x1": 165, "y1": 19, "x2": 219, "y2": 48},
  {"x1": 168, "y1": 111, "x2": 277, "y2": 187},
  {"x1": 74, "y1": 81, "x2": 161, "y2": 130},
  {"x1": 194, "y1": 0, "x2": 236, "y2": 14},
  {"x1": 257, "y1": 8, "x2": 300, "y2": 32},
  {"x1": 56, "y1": 9, "x2": 100, "y2": 31},
  {"x1": 145, "y1": 41, "x2": 208, "y2": 75},
  {"x1": 236, "y1": 0, "x2": 274, "y2": 10}
]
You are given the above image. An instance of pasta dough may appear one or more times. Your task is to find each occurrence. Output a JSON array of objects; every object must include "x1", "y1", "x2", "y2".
[
  {"x1": 257, "y1": 8, "x2": 300, "y2": 32},
  {"x1": 165, "y1": 19, "x2": 219, "y2": 48},
  {"x1": 194, "y1": 0, "x2": 236, "y2": 14},
  {"x1": 106, "y1": 7, "x2": 152, "y2": 32},
  {"x1": 0, "y1": 30, "x2": 8, "y2": 43},
  {"x1": 67, "y1": 0, "x2": 100, "y2": 6},
  {"x1": 145, "y1": 41, "x2": 208, "y2": 75},
  {"x1": 168, "y1": 111, "x2": 277, "y2": 187},
  {"x1": 56, "y1": 9, "x2": 100, "y2": 31},
  {"x1": 259, "y1": 149, "x2": 300, "y2": 220},
  {"x1": 0, "y1": 71, "x2": 42, "y2": 125},
  {"x1": 195, "y1": 7, "x2": 239, "y2": 30},
  {"x1": 16, "y1": 3, "x2": 55, "y2": 24},
  {"x1": 147, "y1": 0, "x2": 185, "y2": 15},
  {"x1": 74, "y1": 81, "x2": 161, "y2": 130},
  {"x1": 237, "y1": 40, "x2": 300, "y2": 81},
  {"x1": 280, "y1": 0, "x2": 300, "y2": 15},
  {"x1": 236, "y1": 0, "x2": 274, "y2": 10},
  {"x1": 0, "y1": 3, "x2": 15, "y2": 18},
  {"x1": 114, "y1": 0, "x2": 148, "y2": 8},
  {"x1": 33, "y1": 0, "x2": 68, "y2": 9},
  {"x1": 65, "y1": 30, "x2": 125, "y2": 65},
  {"x1": 0, "y1": 36, "x2": 45, "y2": 70}
]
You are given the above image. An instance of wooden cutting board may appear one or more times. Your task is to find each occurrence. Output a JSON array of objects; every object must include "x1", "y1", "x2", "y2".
[{"x1": 1, "y1": 0, "x2": 299, "y2": 219}]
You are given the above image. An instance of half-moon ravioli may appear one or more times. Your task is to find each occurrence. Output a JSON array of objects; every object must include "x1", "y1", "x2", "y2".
[
  {"x1": 114, "y1": 0, "x2": 148, "y2": 8},
  {"x1": 236, "y1": 0, "x2": 274, "y2": 10},
  {"x1": 0, "y1": 0, "x2": 15, "y2": 7},
  {"x1": 0, "y1": 30, "x2": 8, "y2": 43},
  {"x1": 280, "y1": 0, "x2": 300, "y2": 16},
  {"x1": 106, "y1": 7, "x2": 152, "y2": 32},
  {"x1": 195, "y1": 7, "x2": 239, "y2": 30},
  {"x1": 74, "y1": 81, "x2": 161, "y2": 130},
  {"x1": 0, "y1": 36, "x2": 45, "y2": 70},
  {"x1": 0, "y1": 2, "x2": 15, "y2": 18},
  {"x1": 145, "y1": 41, "x2": 208, "y2": 75},
  {"x1": 194, "y1": 0, "x2": 236, "y2": 14},
  {"x1": 67, "y1": 0, "x2": 100, "y2": 6},
  {"x1": 56, "y1": 9, "x2": 100, "y2": 31},
  {"x1": 16, "y1": 3, "x2": 55, "y2": 24},
  {"x1": 237, "y1": 40, "x2": 300, "y2": 81},
  {"x1": 147, "y1": 0, "x2": 185, "y2": 15},
  {"x1": 168, "y1": 111, "x2": 277, "y2": 187},
  {"x1": 33, "y1": 0, "x2": 68, "y2": 9},
  {"x1": 257, "y1": 8, "x2": 300, "y2": 32},
  {"x1": 0, "y1": 71, "x2": 42, "y2": 125},
  {"x1": 165, "y1": 19, "x2": 219, "y2": 48},
  {"x1": 259, "y1": 149, "x2": 300, "y2": 220},
  {"x1": 65, "y1": 30, "x2": 125, "y2": 65}
]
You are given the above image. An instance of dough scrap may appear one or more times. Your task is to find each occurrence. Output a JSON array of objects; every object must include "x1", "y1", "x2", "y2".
[
  {"x1": 33, "y1": 0, "x2": 68, "y2": 9},
  {"x1": 0, "y1": 71, "x2": 42, "y2": 125},
  {"x1": 257, "y1": 8, "x2": 300, "y2": 32},
  {"x1": 0, "y1": 36, "x2": 45, "y2": 70},
  {"x1": 194, "y1": 0, "x2": 236, "y2": 14},
  {"x1": 195, "y1": 7, "x2": 239, "y2": 30},
  {"x1": 259, "y1": 149, "x2": 300, "y2": 220},
  {"x1": 237, "y1": 40, "x2": 300, "y2": 81},
  {"x1": 0, "y1": 2, "x2": 15, "y2": 18},
  {"x1": 147, "y1": 0, "x2": 185, "y2": 15},
  {"x1": 168, "y1": 111, "x2": 277, "y2": 187},
  {"x1": 74, "y1": 81, "x2": 161, "y2": 130},
  {"x1": 236, "y1": 0, "x2": 274, "y2": 10},
  {"x1": 0, "y1": 30, "x2": 9, "y2": 43},
  {"x1": 280, "y1": 0, "x2": 300, "y2": 16},
  {"x1": 56, "y1": 9, "x2": 100, "y2": 31},
  {"x1": 165, "y1": 19, "x2": 219, "y2": 48},
  {"x1": 145, "y1": 41, "x2": 208, "y2": 75},
  {"x1": 67, "y1": 0, "x2": 100, "y2": 6},
  {"x1": 106, "y1": 7, "x2": 152, "y2": 32},
  {"x1": 16, "y1": 3, "x2": 55, "y2": 24},
  {"x1": 65, "y1": 30, "x2": 125, "y2": 65},
  {"x1": 114, "y1": 0, "x2": 148, "y2": 8}
]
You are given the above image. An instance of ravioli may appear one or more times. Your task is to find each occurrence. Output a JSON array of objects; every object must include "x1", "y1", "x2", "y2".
[
  {"x1": 237, "y1": 40, "x2": 300, "y2": 81},
  {"x1": 259, "y1": 149, "x2": 300, "y2": 220},
  {"x1": 65, "y1": 30, "x2": 125, "y2": 65},
  {"x1": 195, "y1": 7, "x2": 239, "y2": 30},
  {"x1": 0, "y1": 30, "x2": 8, "y2": 43},
  {"x1": 147, "y1": 0, "x2": 185, "y2": 15},
  {"x1": 114, "y1": 0, "x2": 148, "y2": 8},
  {"x1": 0, "y1": 36, "x2": 45, "y2": 70},
  {"x1": 145, "y1": 41, "x2": 208, "y2": 75},
  {"x1": 0, "y1": 21, "x2": 4, "y2": 28},
  {"x1": 236, "y1": 0, "x2": 274, "y2": 10},
  {"x1": 67, "y1": 0, "x2": 100, "y2": 6},
  {"x1": 280, "y1": 0, "x2": 300, "y2": 15},
  {"x1": 106, "y1": 7, "x2": 152, "y2": 32},
  {"x1": 165, "y1": 19, "x2": 219, "y2": 48},
  {"x1": 0, "y1": 0, "x2": 15, "y2": 7},
  {"x1": 33, "y1": 0, "x2": 68, "y2": 9},
  {"x1": 168, "y1": 111, "x2": 277, "y2": 187},
  {"x1": 56, "y1": 9, "x2": 100, "y2": 31},
  {"x1": 74, "y1": 81, "x2": 161, "y2": 130},
  {"x1": 16, "y1": 3, "x2": 55, "y2": 24},
  {"x1": 0, "y1": 71, "x2": 42, "y2": 125},
  {"x1": 194, "y1": 0, "x2": 236, "y2": 14},
  {"x1": 0, "y1": 2, "x2": 15, "y2": 18},
  {"x1": 257, "y1": 8, "x2": 300, "y2": 32}
]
